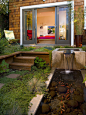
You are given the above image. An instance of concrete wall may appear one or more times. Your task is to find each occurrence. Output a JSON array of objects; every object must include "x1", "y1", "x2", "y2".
[{"x1": 52, "y1": 48, "x2": 86, "y2": 70}]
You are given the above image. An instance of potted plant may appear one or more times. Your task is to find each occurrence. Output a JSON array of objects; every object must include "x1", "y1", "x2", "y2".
[{"x1": 74, "y1": 7, "x2": 84, "y2": 47}]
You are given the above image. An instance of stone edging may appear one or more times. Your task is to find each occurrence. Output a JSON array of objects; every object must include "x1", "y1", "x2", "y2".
[{"x1": 28, "y1": 73, "x2": 53, "y2": 115}]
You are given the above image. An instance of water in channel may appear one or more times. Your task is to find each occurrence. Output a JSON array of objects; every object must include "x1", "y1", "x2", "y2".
[{"x1": 36, "y1": 69, "x2": 86, "y2": 115}]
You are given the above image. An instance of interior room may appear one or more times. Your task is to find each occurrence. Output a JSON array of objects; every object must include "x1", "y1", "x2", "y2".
[{"x1": 37, "y1": 7, "x2": 55, "y2": 44}]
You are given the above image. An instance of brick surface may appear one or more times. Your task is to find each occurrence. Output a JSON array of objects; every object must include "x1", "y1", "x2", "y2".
[{"x1": 9, "y1": 0, "x2": 84, "y2": 41}]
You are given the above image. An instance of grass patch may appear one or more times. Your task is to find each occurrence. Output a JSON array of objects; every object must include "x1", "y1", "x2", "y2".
[
  {"x1": 0, "y1": 45, "x2": 36, "y2": 56},
  {"x1": 82, "y1": 46, "x2": 86, "y2": 51},
  {"x1": 0, "y1": 66, "x2": 51, "y2": 115}
]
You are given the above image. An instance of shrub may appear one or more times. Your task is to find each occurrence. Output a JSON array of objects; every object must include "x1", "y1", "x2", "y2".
[
  {"x1": 64, "y1": 46, "x2": 74, "y2": 48},
  {"x1": 34, "y1": 57, "x2": 47, "y2": 69},
  {"x1": 0, "y1": 38, "x2": 9, "y2": 54},
  {"x1": 44, "y1": 46, "x2": 54, "y2": 50},
  {"x1": 8, "y1": 39, "x2": 19, "y2": 44},
  {"x1": 82, "y1": 46, "x2": 86, "y2": 51},
  {"x1": 28, "y1": 78, "x2": 46, "y2": 94},
  {"x1": 0, "y1": 60, "x2": 9, "y2": 73}
]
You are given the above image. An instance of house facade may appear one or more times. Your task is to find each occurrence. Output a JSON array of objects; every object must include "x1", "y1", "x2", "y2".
[{"x1": 9, "y1": 0, "x2": 86, "y2": 46}]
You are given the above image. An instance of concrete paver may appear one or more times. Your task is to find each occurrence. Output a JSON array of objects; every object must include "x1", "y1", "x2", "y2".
[
  {"x1": 6, "y1": 74, "x2": 20, "y2": 78},
  {"x1": 0, "y1": 83, "x2": 4, "y2": 89}
]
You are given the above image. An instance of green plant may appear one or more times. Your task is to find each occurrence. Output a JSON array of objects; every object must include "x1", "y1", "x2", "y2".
[
  {"x1": 8, "y1": 39, "x2": 19, "y2": 44},
  {"x1": 28, "y1": 46, "x2": 36, "y2": 50},
  {"x1": 0, "y1": 38, "x2": 9, "y2": 54},
  {"x1": 74, "y1": 7, "x2": 84, "y2": 35},
  {"x1": 0, "y1": 80, "x2": 35, "y2": 115},
  {"x1": 0, "y1": 60, "x2": 9, "y2": 73},
  {"x1": 82, "y1": 46, "x2": 86, "y2": 51},
  {"x1": 44, "y1": 49, "x2": 52, "y2": 68},
  {"x1": 34, "y1": 57, "x2": 47, "y2": 69},
  {"x1": 34, "y1": 47, "x2": 46, "y2": 52},
  {"x1": 64, "y1": 46, "x2": 74, "y2": 48},
  {"x1": 28, "y1": 78, "x2": 46, "y2": 94},
  {"x1": 20, "y1": 45, "x2": 24, "y2": 49},
  {"x1": 83, "y1": 74, "x2": 86, "y2": 83},
  {"x1": 0, "y1": 67, "x2": 50, "y2": 115},
  {"x1": 44, "y1": 66, "x2": 51, "y2": 74},
  {"x1": 44, "y1": 46, "x2": 54, "y2": 50},
  {"x1": 31, "y1": 66, "x2": 38, "y2": 71}
]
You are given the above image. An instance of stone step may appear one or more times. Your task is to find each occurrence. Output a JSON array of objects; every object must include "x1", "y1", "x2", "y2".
[
  {"x1": 14, "y1": 56, "x2": 36, "y2": 64},
  {"x1": 9, "y1": 62, "x2": 33, "y2": 71}
]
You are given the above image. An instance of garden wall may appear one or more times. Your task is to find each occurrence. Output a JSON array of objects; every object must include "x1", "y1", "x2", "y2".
[
  {"x1": 9, "y1": 0, "x2": 85, "y2": 41},
  {"x1": 0, "y1": 51, "x2": 50, "y2": 66}
]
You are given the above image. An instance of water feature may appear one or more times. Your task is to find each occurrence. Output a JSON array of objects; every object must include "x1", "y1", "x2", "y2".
[
  {"x1": 61, "y1": 49, "x2": 75, "y2": 74},
  {"x1": 52, "y1": 48, "x2": 85, "y2": 70},
  {"x1": 35, "y1": 49, "x2": 86, "y2": 115},
  {"x1": 35, "y1": 69, "x2": 86, "y2": 115}
]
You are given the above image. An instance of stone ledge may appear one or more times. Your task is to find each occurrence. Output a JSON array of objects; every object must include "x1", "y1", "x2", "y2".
[
  {"x1": 0, "y1": 51, "x2": 49, "y2": 60},
  {"x1": 28, "y1": 73, "x2": 53, "y2": 115},
  {"x1": 0, "y1": 51, "x2": 22, "y2": 60}
]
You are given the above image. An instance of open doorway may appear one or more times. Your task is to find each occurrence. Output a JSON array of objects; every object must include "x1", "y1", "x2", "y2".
[{"x1": 37, "y1": 7, "x2": 55, "y2": 44}]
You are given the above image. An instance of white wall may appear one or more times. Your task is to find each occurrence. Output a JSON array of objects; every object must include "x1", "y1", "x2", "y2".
[{"x1": 37, "y1": 14, "x2": 55, "y2": 37}]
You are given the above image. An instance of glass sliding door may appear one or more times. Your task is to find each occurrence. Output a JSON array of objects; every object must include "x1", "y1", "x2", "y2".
[
  {"x1": 56, "y1": 6, "x2": 71, "y2": 45},
  {"x1": 23, "y1": 9, "x2": 36, "y2": 44}
]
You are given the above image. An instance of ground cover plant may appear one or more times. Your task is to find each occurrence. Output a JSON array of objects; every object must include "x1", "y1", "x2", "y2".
[
  {"x1": 0, "y1": 65, "x2": 51, "y2": 115},
  {"x1": 0, "y1": 44, "x2": 36, "y2": 56},
  {"x1": 82, "y1": 46, "x2": 86, "y2": 51}
]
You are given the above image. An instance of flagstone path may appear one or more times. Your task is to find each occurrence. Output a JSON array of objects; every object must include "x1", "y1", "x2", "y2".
[
  {"x1": 6, "y1": 74, "x2": 20, "y2": 78},
  {"x1": 0, "y1": 74, "x2": 20, "y2": 89},
  {"x1": 0, "y1": 83, "x2": 4, "y2": 89}
]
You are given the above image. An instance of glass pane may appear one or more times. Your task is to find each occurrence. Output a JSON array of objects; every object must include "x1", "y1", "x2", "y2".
[
  {"x1": 24, "y1": 11, "x2": 32, "y2": 41},
  {"x1": 59, "y1": 7, "x2": 69, "y2": 40},
  {"x1": 37, "y1": 7, "x2": 55, "y2": 44}
]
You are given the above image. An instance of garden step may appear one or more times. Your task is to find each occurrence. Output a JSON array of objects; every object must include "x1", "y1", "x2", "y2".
[
  {"x1": 9, "y1": 62, "x2": 33, "y2": 71},
  {"x1": 14, "y1": 56, "x2": 36, "y2": 64}
]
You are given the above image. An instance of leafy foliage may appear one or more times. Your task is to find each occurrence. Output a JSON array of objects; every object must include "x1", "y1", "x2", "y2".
[
  {"x1": 83, "y1": 74, "x2": 86, "y2": 83},
  {"x1": 1, "y1": 45, "x2": 36, "y2": 55},
  {"x1": 0, "y1": 80, "x2": 35, "y2": 115},
  {"x1": 34, "y1": 47, "x2": 46, "y2": 52},
  {"x1": 44, "y1": 46, "x2": 54, "y2": 50},
  {"x1": 28, "y1": 78, "x2": 46, "y2": 94},
  {"x1": 74, "y1": 7, "x2": 84, "y2": 35},
  {"x1": 82, "y1": 46, "x2": 86, "y2": 51},
  {"x1": 0, "y1": 60, "x2": 9, "y2": 73},
  {"x1": 8, "y1": 39, "x2": 19, "y2": 44},
  {"x1": 34, "y1": 57, "x2": 47, "y2": 69},
  {"x1": 0, "y1": 38, "x2": 9, "y2": 54},
  {"x1": 0, "y1": 66, "x2": 51, "y2": 115}
]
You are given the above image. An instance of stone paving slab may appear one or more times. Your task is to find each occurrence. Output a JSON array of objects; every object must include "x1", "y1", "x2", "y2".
[
  {"x1": 0, "y1": 83, "x2": 4, "y2": 89},
  {"x1": 28, "y1": 73, "x2": 53, "y2": 115},
  {"x1": 6, "y1": 74, "x2": 20, "y2": 78}
]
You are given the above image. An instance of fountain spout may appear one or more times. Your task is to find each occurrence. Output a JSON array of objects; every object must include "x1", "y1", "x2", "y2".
[{"x1": 63, "y1": 49, "x2": 75, "y2": 73}]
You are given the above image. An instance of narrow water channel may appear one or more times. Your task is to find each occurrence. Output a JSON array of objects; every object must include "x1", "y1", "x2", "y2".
[{"x1": 36, "y1": 69, "x2": 86, "y2": 115}]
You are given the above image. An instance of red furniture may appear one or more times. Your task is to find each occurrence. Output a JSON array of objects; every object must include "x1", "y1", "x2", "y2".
[
  {"x1": 27, "y1": 30, "x2": 32, "y2": 40},
  {"x1": 37, "y1": 35, "x2": 55, "y2": 40}
]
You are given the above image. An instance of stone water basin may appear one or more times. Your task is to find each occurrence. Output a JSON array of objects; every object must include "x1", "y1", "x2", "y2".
[
  {"x1": 52, "y1": 48, "x2": 85, "y2": 70},
  {"x1": 35, "y1": 69, "x2": 86, "y2": 115}
]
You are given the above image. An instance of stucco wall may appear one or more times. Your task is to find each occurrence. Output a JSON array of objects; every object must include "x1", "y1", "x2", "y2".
[{"x1": 9, "y1": 0, "x2": 84, "y2": 41}]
